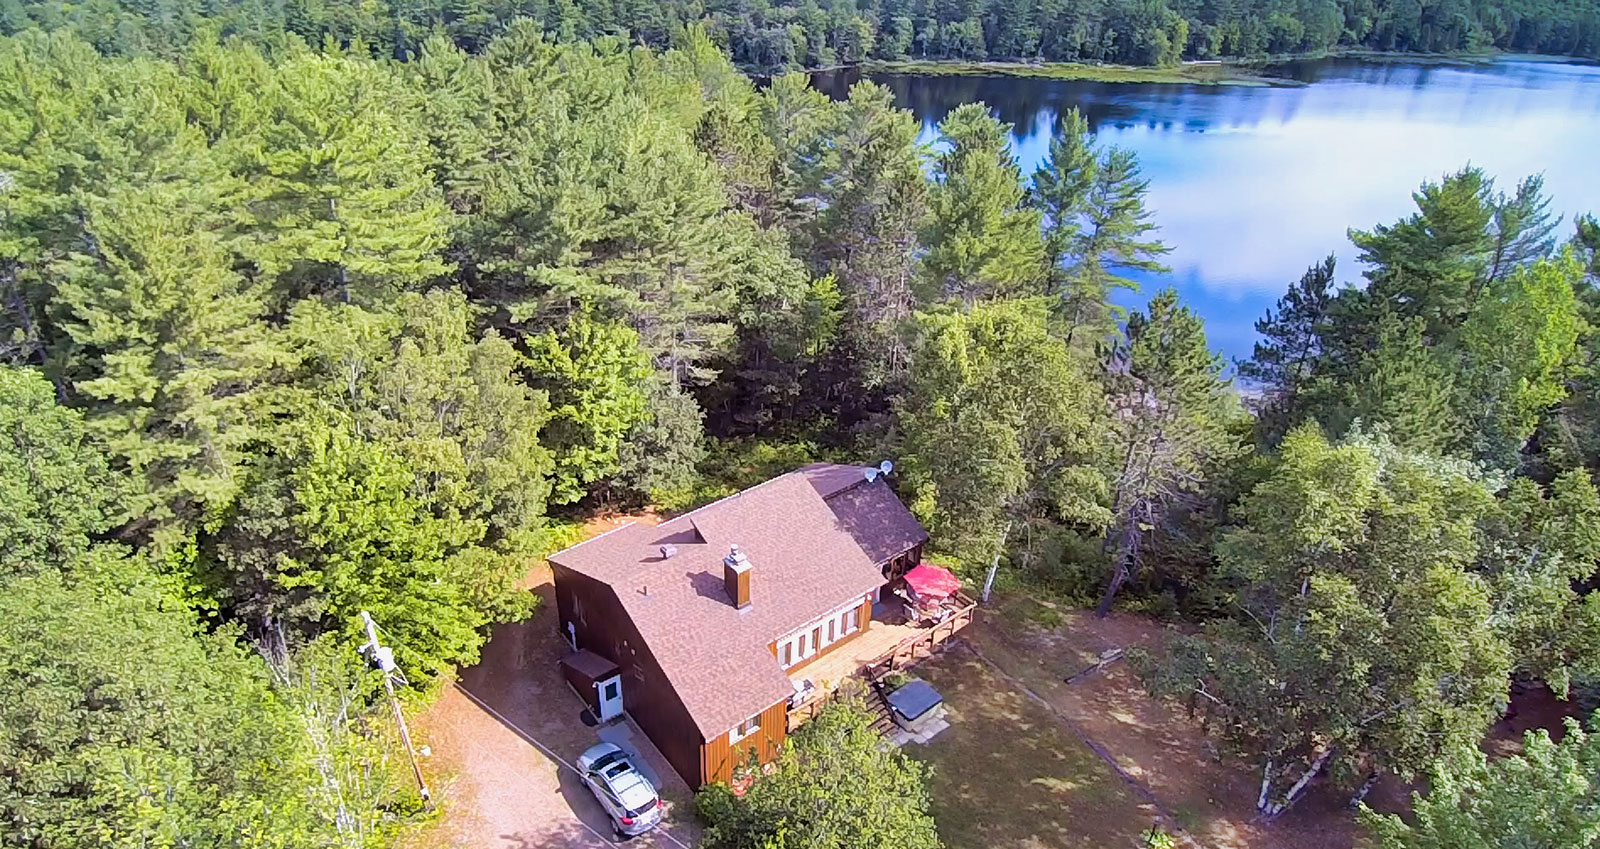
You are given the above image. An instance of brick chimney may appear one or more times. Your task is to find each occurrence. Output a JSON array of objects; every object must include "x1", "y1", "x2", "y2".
[{"x1": 723, "y1": 544, "x2": 752, "y2": 609}]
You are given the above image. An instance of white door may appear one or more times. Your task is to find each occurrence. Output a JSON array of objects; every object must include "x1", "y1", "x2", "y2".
[{"x1": 595, "y1": 674, "x2": 623, "y2": 722}]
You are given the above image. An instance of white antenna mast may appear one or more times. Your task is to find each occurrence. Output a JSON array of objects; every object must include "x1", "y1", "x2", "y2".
[{"x1": 360, "y1": 611, "x2": 431, "y2": 805}]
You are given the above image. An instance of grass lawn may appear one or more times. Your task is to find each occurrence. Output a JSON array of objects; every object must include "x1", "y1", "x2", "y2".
[{"x1": 903, "y1": 648, "x2": 1172, "y2": 849}]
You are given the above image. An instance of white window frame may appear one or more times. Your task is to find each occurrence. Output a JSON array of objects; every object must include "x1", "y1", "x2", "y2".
[
  {"x1": 776, "y1": 599, "x2": 865, "y2": 669},
  {"x1": 731, "y1": 712, "x2": 762, "y2": 742}
]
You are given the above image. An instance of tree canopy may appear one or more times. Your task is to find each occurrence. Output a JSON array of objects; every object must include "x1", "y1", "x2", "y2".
[{"x1": 697, "y1": 699, "x2": 942, "y2": 849}]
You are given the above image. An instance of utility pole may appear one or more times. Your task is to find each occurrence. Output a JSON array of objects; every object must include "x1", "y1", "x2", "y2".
[{"x1": 359, "y1": 611, "x2": 431, "y2": 805}]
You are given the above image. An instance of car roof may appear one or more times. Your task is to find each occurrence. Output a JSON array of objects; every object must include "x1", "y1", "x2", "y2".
[{"x1": 607, "y1": 768, "x2": 656, "y2": 810}]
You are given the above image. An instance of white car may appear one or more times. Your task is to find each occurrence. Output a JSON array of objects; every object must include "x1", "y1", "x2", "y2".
[{"x1": 576, "y1": 742, "x2": 664, "y2": 837}]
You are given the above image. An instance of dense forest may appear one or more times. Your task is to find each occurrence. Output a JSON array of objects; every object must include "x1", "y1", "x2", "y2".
[
  {"x1": 4, "y1": 5, "x2": 1600, "y2": 846},
  {"x1": 4, "y1": 0, "x2": 1599, "y2": 68}
]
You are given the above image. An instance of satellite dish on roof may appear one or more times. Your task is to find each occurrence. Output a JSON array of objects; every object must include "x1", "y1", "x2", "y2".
[
  {"x1": 879, "y1": 460, "x2": 894, "y2": 475},
  {"x1": 864, "y1": 468, "x2": 879, "y2": 483}
]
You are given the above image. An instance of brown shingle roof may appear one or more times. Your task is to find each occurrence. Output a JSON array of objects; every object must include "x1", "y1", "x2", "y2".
[
  {"x1": 547, "y1": 470, "x2": 895, "y2": 740},
  {"x1": 560, "y1": 648, "x2": 619, "y2": 680},
  {"x1": 800, "y1": 463, "x2": 931, "y2": 565}
]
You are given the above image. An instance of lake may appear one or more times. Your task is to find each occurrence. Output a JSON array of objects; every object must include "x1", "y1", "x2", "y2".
[{"x1": 810, "y1": 58, "x2": 1600, "y2": 364}]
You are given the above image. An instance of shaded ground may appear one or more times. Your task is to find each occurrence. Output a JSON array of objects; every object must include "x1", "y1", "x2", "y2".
[
  {"x1": 406, "y1": 516, "x2": 697, "y2": 849},
  {"x1": 905, "y1": 648, "x2": 1181, "y2": 849},
  {"x1": 1485, "y1": 681, "x2": 1582, "y2": 757},
  {"x1": 962, "y1": 594, "x2": 1587, "y2": 849},
  {"x1": 960, "y1": 595, "x2": 1402, "y2": 849}
]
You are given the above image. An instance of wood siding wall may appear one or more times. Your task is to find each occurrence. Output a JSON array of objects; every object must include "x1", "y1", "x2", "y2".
[
  {"x1": 551, "y1": 565, "x2": 707, "y2": 788},
  {"x1": 782, "y1": 596, "x2": 874, "y2": 674},
  {"x1": 700, "y1": 699, "x2": 789, "y2": 786},
  {"x1": 559, "y1": 662, "x2": 603, "y2": 716}
]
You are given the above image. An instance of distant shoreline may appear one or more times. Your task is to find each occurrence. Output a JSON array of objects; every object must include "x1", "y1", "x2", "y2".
[
  {"x1": 799, "y1": 49, "x2": 1593, "y2": 87},
  {"x1": 853, "y1": 59, "x2": 1288, "y2": 87}
]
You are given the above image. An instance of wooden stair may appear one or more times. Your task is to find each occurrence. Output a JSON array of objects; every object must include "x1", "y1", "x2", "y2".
[{"x1": 867, "y1": 678, "x2": 898, "y2": 736}]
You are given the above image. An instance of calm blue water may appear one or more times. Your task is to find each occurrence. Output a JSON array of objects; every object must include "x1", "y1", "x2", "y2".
[{"x1": 812, "y1": 58, "x2": 1600, "y2": 363}]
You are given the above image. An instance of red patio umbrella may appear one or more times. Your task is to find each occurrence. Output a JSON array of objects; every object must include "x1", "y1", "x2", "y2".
[{"x1": 903, "y1": 562, "x2": 961, "y2": 600}]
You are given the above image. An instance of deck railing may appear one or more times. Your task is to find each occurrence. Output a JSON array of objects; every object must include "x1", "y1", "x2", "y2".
[
  {"x1": 787, "y1": 590, "x2": 976, "y2": 732},
  {"x1": 862, "y1": 590, "x2": 977, "y2": 680}
]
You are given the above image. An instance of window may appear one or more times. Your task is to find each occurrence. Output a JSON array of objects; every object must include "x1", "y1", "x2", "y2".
[
  {"x1": 732, "y1": 712, "x2": 762, "y2": 742},
  {"x1": 603, "y1": 680, "x2": 619, "y2": 700},
  {"x1": 777, "y1": 601, "x2": 868, "y2": 669}
]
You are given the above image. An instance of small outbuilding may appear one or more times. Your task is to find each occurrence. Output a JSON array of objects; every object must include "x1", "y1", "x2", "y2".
[{"x1": 560, "y1": 649, "x2": 623, "y2": 723}]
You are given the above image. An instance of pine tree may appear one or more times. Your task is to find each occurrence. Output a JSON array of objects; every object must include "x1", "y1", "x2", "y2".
[
  {"x1": 201, "y1": 43, "x2": 453, "y2": 307},
  {"x1": 1098, "y1": 289, "x2": 1243, "y2": 616},
  {"x1": 1064, "y1": 146, "x2": 1171, "y2": 351},
  {"x1": 1486, "y1": 174, "x2": 1560, "y2": 283},
  {"x1": 1238, "y1": 255, "x2": 1335, "y2": 443},
  {"x1": 54, "y1": 183, "x2": 285, "y2": 547},
  {"x1": 922, "y1": 102, "x2": 1046, "y2": 304},
  {"x1": 769, "y1": 78, "x2": 926, "y2": 419},
  {"x1": 1031, "y1": 107, "x2": 1101, "y2": 347},
  {"x1": 1318, "y1": 308, "x2": 1458, "y2": 453},
  {"x1": 1348, "y1": 166, "x2": 1496, "y2": 337}
]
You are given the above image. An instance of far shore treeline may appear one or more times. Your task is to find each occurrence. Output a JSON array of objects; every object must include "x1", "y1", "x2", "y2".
[
  {"x1": 4, "y1": 7, "x2": 1600, "y2": 848},
  {"x1": 2, "y1": 0, "x2": 1598, "y2": 68}
]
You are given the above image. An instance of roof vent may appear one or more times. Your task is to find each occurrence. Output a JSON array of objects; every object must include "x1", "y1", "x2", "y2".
[
  {"x1": 724, "y1": 544, "x2": 752, "y2": 609},
  {"x1": 659, "y1": 544, "x2": 677, "y2": 560}
]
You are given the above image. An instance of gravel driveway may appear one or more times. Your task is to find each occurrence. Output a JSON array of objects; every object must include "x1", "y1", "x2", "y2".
[{"x1": 411, "y1": 569, "x2": 700, "y2": 849}]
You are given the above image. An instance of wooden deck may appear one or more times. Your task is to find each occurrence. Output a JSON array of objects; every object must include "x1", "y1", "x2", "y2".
[{"x1": 787, "y1": 592, "x2": 976, "y2": 731}]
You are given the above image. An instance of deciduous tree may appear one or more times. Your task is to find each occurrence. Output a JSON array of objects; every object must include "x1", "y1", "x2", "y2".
[
  {"x1": 697, "y1": 699, "x2": 941, "y2": 849},
  {"x1": 0, "y1": 366, "x2": 129, "y2": 577},
  {"x1": 900, "y1": 300, "x2": 1110, "y2": 575},
  {"x1": 1138, "y1": 428, "x2": 1510, "y2": 817},
  {"x1": 1363, "y1": 718, "x2": 1600, "y2": 849}
]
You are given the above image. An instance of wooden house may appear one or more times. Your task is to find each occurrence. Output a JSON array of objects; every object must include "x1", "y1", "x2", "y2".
[{"x1": 548, "y1": 463, "x2": 929, "y2": 787}]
